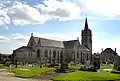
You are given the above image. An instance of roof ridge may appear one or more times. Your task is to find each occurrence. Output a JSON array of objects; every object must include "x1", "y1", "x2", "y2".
[{"x1": 33, "y1": 36, "x2": 62, "y2": 42}]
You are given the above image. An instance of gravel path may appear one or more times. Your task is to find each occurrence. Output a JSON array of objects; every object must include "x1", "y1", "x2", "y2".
[{"x1": 0, "y1": 69, "x2": 50, "y2": 81}]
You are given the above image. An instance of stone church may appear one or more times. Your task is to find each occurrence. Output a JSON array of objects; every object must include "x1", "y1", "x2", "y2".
[{"x1": 12, "y1": 18, "x2": 93, "y2": 65}]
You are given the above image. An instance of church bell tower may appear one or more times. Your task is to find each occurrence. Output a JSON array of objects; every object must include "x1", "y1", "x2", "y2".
[{"x1": 81, "y1": 17, "x2": 92, "y2": 53}]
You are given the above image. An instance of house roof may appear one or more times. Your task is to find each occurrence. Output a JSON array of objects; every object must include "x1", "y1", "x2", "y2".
[
  {"x1": 101, "y1": 48, "x2": 117, "y2": 55},
  {"x1": 33, "y1": 37, "x2": 64, "y2": 48},
  {"x1": 14, "y1": 46, "x2": 35, "y2": 52},
  {"x1": 80, "y1": 45, "x2": 90, "y2": 52},
  {"x1": 33, "y1": 37, "x2": 40, "y2": 44},
  {"x1": 63, "y1": 40, "x2": 79, "y2": 49},
  {"x1": 31, "y1": 36, "x2": 90, "y2": 52}
]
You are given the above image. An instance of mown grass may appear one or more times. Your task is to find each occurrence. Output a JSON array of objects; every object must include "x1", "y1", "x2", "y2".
[
  {"x1": 53, "y1": 64, "x2": 113, "y2": 70},
  {"x1": 11, "y1": 67, "x2": 54, "y2": 78},
  {"x1": 53, "y1": 71, "x2": 120, "y2": 81},
  {"x1": 111, "y1": 69, "x2": 120, "y2": 74},
  {"x1": 100, "y1": 64, "x2": 113, "y2": 69},
  {"x1": 69, "y1": 64, "x2": 82, "y2": 70}
]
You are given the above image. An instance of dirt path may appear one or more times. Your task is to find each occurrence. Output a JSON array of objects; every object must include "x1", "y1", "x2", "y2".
[{"x1": 0, "y1": 69, "x2": 46, "y2": 81}]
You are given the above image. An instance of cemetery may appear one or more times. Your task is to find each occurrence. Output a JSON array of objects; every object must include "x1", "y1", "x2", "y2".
[{"x1": 1, "y1": 55, "x2": 120, "y2": 81}]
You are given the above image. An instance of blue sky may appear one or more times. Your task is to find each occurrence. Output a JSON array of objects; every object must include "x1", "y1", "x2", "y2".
[{"x1": 0, "y1": 0, "x2": 120, "y2": 54}]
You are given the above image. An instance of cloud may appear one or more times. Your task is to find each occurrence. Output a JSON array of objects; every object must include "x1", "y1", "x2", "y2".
[
  {"x1": 12, "y1": 33, "x2": 29, "y2": 42},
  {"x1": 0, "y1": 0, "x2": 12, "y2": 27},
  {"x1": 35, "y1": 0, "x2": 82, "y2": 21},
  {"x1": 0, "y1": 9, "x2": 10, "y2": 26},
  {"x1": 9, "y1": 2, "x2": 47, "y2": 25},
  {"x1": 84, "y1": 0, "x2": 120, "y2": 17},
  {"x1": 5, "y1": 0, "x2": 83, "y2": 25},
  {"x1": 1, "y1": 0, "x2": 120, "y2": 27},
  {"x1": 0, "y1": 35, "x2": 10, "y2": 42}
]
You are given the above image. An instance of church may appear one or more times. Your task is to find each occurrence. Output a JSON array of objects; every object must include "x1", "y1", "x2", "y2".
[{"x1": 12, "y1": 18, "x2": 93, "y2": 65}]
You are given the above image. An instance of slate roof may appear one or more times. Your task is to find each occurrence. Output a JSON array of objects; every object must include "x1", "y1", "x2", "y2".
[
  {"x1": 63, "y1": 40, "x2": 79, "y2": 49},
  {"x1": 31, "y1": 36, "x2": 90, "y2": 52},
  {"x1": 14, "y1": 46, "x2": 35, "y2": 52},
  {"x1": 80, "y1": 45, "x2": 90, "y2": 52},
  {"x1": 101, "y1": 48, "x2": 116, "y2": 54},
  {"x1": 33, "y1": 37, "x2": 64, "y2": 48},
  {"x1": 101, "y1": 48, "x2": 118, "y2": 56},
  {"x1": 33, "y1": 37, "x2": 40, "y2": 44}
]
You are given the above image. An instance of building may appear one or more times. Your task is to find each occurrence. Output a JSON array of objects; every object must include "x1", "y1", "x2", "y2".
[
  {"x1": 12, "y1": 18, "x2": 92, "y2": 65},
  {"x1": 100, "y1": 48, "x2": 118, "y2": 64}
]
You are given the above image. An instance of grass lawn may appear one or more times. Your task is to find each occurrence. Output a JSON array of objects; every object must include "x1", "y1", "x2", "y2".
[
  {"x1": 69, "y1": 64, "x2": 82, "y2": 70},
  {"x1": 100, "y1": 65, "x2": 113, "y2": 69},
  {"x1": 53, "y1": 71, "x2": 120, "y2": 81},
  {"x1": 11, "y1": 67, "x2": 54, "y2": 78}
]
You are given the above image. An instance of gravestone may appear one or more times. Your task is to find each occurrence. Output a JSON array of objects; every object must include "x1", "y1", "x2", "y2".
[
  {"x1": 55, "y1": 57, "x2": 74, "y2": 73},
  {"x1": 70, "y1": 61, "x2": 75, "y2": 66},
  {"x1": 93, "y1": 55, "x2": 100, "y2": 69},
  {"x1": 85, "y1": 61, "x2": 91, "y2": 67},
  {"x1": 79, "y1": 60, "x2": 97, "y2": 72},
  {"x1": 60, "y1": 62, "x2": 69, "y2": 71},
  {"x1": 114, "y1": 56, "x2": 120, "y2": 70},
  {"x1": 37, "y1": 60, "x2": 42, "y2": 68},
  {"x1": 15, "y1": 60, "x2": 17, "y2": 68}
]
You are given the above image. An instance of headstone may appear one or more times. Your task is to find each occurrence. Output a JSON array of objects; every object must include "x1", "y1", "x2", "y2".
[
  {"x1": 60, "y1": 62, "x2": 69, "y2": 70},
  {"x1": 93, "y1": 55, "x2": 100, "y2": 69},
  {"x1": 85, "y1": 61, "x2": 91, "y2": 67},
  {"x1": 37, "y1": 60, "x2": 42, "y2": 68},
  {"x1": 15, "y1": 60, "x2": 17, "y2": 68},
  {"x1": 70, "y1": 61, "x2": 75, "y2": 66}
]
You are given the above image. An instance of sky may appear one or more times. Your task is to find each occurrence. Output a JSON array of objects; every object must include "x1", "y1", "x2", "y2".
[{"x1": 0, "y1": 0, "x2": 120, "y2": 55}]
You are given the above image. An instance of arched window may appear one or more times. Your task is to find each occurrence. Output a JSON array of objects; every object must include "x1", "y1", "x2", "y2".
[
  {"x1": 81, "y1": 52, "x2": 82, "y2": 62},
  {"x1": 77, "y1": 52, "x2": 79, "y2": 58},
  {"x1": 53, "y1": 50, "x2": 56, "y2": 58},
  {"x1": 72, "y1": 51, "x2": 75, "y2": 60},
  {"x1": 49, "y1": 50, "x2": 52, "y2": 58},
  {"x1": 37, "y1": 49, "x2": 40, "y2": 57},
  {"x1": 87, "y1": 53, "x2": 88, "y2": 61},
  {"x1": 44, "y1": 49, "x2": 48, "y2": 57},
  {"x1": 60, "y1": 51, "x2": 63, "y2": 59},
  {"x1": 57, "y1": 51, "x2": 59, "y2": 63},
  {"x1": 57, "y1": 51, "x2": 59, "y2": 58},
  {"x1": 60, "y1": 51, "x2": 63, "y2": 63}
]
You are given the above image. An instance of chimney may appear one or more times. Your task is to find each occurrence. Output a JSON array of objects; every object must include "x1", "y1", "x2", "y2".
[{"x1": 115, "y1": 48, "x2": 116, "y2": 53}]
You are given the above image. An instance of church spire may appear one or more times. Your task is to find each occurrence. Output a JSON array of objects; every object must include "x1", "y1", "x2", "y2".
[{"x1": 84, "y1": 17, "x2": 89, "y2": 30}]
